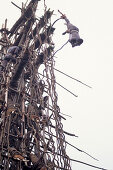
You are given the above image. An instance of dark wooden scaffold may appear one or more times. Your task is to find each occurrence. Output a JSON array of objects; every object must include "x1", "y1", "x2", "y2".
[{"x1": 0, "y1": 0, "x2": 72, "y2": 169}]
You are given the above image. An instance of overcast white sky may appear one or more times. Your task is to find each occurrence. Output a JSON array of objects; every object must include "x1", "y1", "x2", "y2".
[{"x1": 0, "y1": 0, "x2": 113, "y2": 170}]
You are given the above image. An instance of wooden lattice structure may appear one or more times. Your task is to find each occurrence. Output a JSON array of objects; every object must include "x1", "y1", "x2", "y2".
[
  {"x1": 0, "y1": 1, "x2": 109, "y2": 170},
  {"x1": 0, "y1": 0, "x2": 72, "y2": 169}
]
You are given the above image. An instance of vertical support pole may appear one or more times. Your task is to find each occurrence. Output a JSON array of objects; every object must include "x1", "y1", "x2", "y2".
[
  {"x1": 21, "y1": 89, "x2": 25, "y2": 153},
  {"x1": 5, "y1": 76, "x2": 9, "y2": 107}
]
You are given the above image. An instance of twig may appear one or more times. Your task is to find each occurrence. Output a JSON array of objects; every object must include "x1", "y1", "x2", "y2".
[
  {"x1": 49, "y1": 124, "x2": 78, "y2": 137},
  {"x1": 70, "y1": 158, "x2": 108, "y2": 170},
  {"x1": 51, "y1": 18, "x2": 62, "y2": 27},
  {"x1": 46, "y1": 105, "x2": 71, "y2": 119},
  {"x1": 54, "y1": 68, "x2": 92, "y2": 88},
  {"x1": 55, "y1": 80, "x2": 78, "y2": 97},
  {"x1": 11, "y1": 2, "x2": 22, "y2": 10},
  {"x1": 66, "y1": 141, "x2": 98, "y2": 161},
  {"x1": 38, "y1": 72, "x2": 78, "y2": 97},
  {"x1": 53, "y1": 40, "x2": 69, "y2": 57},
  {"x1": 64, "y1": 130, "x2": 78, "y2": 137},
  {"x1": 58, "y1": 111, "x2": 72, "y2": 118},
  {"x1": 44, "y1": 131, "x2": 98, "y2": 161}
]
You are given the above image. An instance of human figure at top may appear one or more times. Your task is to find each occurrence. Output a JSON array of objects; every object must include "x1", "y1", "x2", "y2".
[{"x1": 59, "y1": 11, "x2": 83, "y2": 47}]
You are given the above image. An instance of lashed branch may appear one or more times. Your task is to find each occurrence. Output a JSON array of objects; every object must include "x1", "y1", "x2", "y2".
[
  {"x1": 29, "y1": 9, "x2": 54, "y2": 39},
  {"x1": 9, "y1": 0, "x2": 40, "y2": 37},
  {"x1": 11, "y1": 2, "x2": 21, "y2": 10},
  {"x1": 10, "y1": 48, "x2": 30, "y2": 88}
]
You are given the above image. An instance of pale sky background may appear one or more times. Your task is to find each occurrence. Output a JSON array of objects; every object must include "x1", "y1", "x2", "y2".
[{"x1": 0, "y1": 0, "x2": 113, "y2": 170}]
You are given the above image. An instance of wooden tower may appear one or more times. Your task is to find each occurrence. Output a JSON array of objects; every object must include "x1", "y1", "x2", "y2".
[{"x1": 0, "y1": 0, "x2": 72, "y2": 169}]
